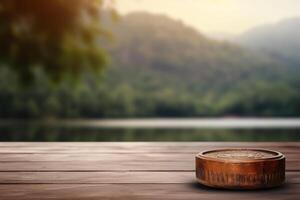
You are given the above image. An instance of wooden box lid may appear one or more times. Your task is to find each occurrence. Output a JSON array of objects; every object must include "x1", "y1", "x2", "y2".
[{"x1": 195, "y1": 149, "x2": 285, "y2": 189}]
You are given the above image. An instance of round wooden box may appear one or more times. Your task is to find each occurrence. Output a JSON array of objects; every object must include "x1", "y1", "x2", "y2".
[{"x1": 195, "y1": 149, "x2": 285, "y2": 189}]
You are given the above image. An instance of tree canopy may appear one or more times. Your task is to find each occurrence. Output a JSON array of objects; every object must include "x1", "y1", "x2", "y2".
[
  {"x1": 0, "y1": 0, "x2": 115, "y2": 82},
  {"x1": 1, "y1": 12, "x2": 299, "y2": 118}
]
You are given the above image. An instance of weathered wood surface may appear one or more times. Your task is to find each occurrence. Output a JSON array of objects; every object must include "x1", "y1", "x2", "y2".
[{"x1": 0, "y1": 142, "x2": 299, "y2": 200}]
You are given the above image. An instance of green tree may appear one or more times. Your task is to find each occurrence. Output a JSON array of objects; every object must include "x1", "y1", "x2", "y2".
[{"x1": 0, "y1": 0, "x2": 115, "y2": 82}]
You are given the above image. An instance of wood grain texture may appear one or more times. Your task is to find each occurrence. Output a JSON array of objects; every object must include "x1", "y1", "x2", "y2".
[
  {"x1": 0, "y1": 184, "x2": 299, "y2": 200},
  {"x1": 0, "y1": 142, "x2": 298, "y2": 200},
  {"x1": 0, "y1": 171, "x2": 299, "y2": 184},
  {"x1": 0, "y1": 160, "x2": 299, "y2": 171}
]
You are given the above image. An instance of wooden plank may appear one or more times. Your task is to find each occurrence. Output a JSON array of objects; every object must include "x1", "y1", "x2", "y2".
[
  {"x1": 0, "y1": 148, "x2": 298, "y2": 154},
  {"x1": 0, "y1": 142, "x2": 299, "y2": 149},
  {"x1": 0, "y1": 161, "x2": 197, "y2": 171},
  {"x1": 0, "y1": 142, "x2": 298, "y2": 200},
  {"x1": 0, "y1": 172, "x2": 298, "y2": 184},
  {"x1": 0, "y1": 160, "x2": 299, "y2": 171},
  {"x1": 0, "y1": 142, "x2": 299, "y2": 148},
  {"x1": 0, "y1": 153, "x2": 203, "y2": 161},
  {"x1": 0, "y1": 144, "x2": 298, "y2": 154},
  {"x1": 0, "y1": 142, "x2": 299, "y2": 146},
  {"x1": 0, "y1": 183, "x2": 299, "y2": 200},
  {"x1": 0, "y1": 152, "x2": 299, "y2": 162}
]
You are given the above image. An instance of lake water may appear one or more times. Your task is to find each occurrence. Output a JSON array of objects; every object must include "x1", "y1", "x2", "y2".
[{"x1": 0, "y1": 118, "x2": 299, "y2": 141}]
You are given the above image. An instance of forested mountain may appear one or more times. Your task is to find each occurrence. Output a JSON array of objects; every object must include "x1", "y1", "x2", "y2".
[
  {"x1": 101, "y1": 13, "x2": 299, "y2": 116},
  {"x1": 108, "y1": 13, "x2": 289, "y2": 90},
  {"x1": 236, "y1": 17, "x2": 300, "y2": 68},
  {"x1": 1, "y1": 12, "x2": 299, "y2": 118}
]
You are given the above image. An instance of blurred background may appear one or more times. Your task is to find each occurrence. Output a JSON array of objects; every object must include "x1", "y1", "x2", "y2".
[{"x1": 0, "y1": 0, "x2": 299, "y2": 141}]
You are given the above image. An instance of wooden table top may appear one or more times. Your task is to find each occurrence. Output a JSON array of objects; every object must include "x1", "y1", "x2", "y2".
[{"x1": 0, "y1": 142, "x2": 299, "y2": 200}]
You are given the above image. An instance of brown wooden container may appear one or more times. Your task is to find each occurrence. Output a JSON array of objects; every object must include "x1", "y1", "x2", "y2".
[{"x1": 196, "y1": 149, "x2": 285, "y2": 189}]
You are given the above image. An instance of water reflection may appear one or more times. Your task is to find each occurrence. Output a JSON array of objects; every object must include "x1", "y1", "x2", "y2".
[{"x1": 0, "y1": 122, "x2": 299, "y2": 141}]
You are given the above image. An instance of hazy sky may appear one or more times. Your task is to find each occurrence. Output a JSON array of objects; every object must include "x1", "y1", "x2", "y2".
[{"x1": 116, "y1": 0, "x2": 300, "y2": 34}]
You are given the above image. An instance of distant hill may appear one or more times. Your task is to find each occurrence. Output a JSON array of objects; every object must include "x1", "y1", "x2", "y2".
[
  {"x1": 100, "y1": 12, "x2": 299, "y2": 116},
  {"x1": 236, "y1": 17, "x2": 300, "y2": 67},
  {"x1": 1, "y1": 12, "x2": 299, "y2": 118},
  {"x1": 107, "y1": 12, "x2": 287, "y2": 91}
]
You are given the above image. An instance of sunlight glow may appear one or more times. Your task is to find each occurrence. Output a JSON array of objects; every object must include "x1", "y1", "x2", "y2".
[{"x1": 116, "y1": 0, "x2": 300, "y2": 34}]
